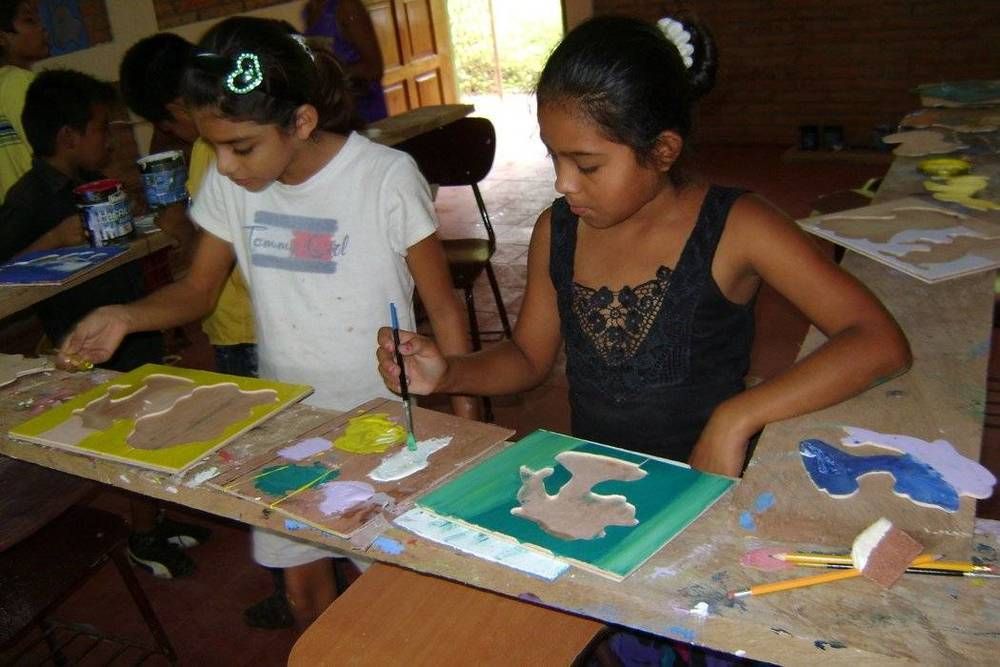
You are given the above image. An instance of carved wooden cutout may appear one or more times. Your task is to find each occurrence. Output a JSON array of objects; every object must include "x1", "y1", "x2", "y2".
[
  {"x1": 128, "y1": 383, "x2": 277, "y2": 450},
  {"x1": 882, "y1": 130, "x2": 967, "y2": 156},
  {"x1": 511, "y1": 451, "x2": 647, "y2": 540}
]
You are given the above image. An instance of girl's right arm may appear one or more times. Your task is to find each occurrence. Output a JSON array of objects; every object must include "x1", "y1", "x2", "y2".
[
  {"x1": 378, "y1": 209, "x2": 563, "y2": 396},
  {"x1": 58, "y1": 233, "x2": 236, "y2": 366}
]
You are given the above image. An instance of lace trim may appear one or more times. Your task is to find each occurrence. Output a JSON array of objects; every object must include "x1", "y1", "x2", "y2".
[{"x1": 570, "y1": 266, "x2": 672, "y2": 367}]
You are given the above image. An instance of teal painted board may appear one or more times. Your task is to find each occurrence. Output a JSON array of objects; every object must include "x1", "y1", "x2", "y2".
[{"x1": 417, "y1": 429, "x2": 735, "y2": 580}]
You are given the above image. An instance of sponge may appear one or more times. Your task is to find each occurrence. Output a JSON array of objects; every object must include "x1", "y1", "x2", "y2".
[{"x1": 851, "y1": 517, "x2": 924, "y2": 588}]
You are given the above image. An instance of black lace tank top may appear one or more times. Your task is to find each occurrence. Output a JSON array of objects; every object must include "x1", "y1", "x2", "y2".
[{"x1": 549, "y1": 185, "x2": 755, "y2": 462}]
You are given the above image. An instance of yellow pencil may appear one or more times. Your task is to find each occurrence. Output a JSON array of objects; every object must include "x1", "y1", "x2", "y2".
[
  {"x1": 775, "y1": 552, "x2": 991, "y2": 573},
  {"x1": 730, "y1": 554, "x2": 939, "y2": 598}
]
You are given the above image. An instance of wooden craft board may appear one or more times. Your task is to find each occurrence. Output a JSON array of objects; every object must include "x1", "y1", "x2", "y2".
[
  {"x1": 798, "y1": 196, "x2": 1000, "y2": 283},
  {"x1": 416, "y1": 430, "x2": 735, "y2": 581},
  {"x1": 210, "y1": 397, "x2": 514, "y2": 538},
  {"x1": 0, "y1": 354, "x2": 52, "y2": 389},
  {"x1": 7, "y1": 364, "x2": 313, "y2": 474},
  {"x1": 0, "y1": 246, "x2": 127, "y2": 286}
]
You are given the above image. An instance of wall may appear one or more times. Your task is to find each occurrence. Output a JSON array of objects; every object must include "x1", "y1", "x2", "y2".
[{"x1": 593, "y1": 0, "x2": 1000, "y2": 146}]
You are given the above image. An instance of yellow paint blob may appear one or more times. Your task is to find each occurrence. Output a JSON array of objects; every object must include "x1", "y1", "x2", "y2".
[
  {"x1": 923, "y1": 175, "x2": 1000, "y2": 211},
  {"x1": 333, "y1": 413, "x2": 406, "y2": 453}
]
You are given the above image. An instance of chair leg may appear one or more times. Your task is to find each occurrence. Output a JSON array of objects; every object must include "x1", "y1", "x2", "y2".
[
  {"x1": 111, "y1": 545, "x2": 177, "y2": 663},
  {"x1": 484, "y1": 261, "x2": 513, "y2": 338},
  {"x1": 464, "y1": 285, "x2": 494, "y2": 422}
]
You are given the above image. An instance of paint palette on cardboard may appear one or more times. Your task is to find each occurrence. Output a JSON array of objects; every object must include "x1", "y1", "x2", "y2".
[
  {"x1": 7, "y1": 364, "x2": 312, "y2": 474},
  {"x1": 210, "y1": 397, "x2": 514, "y2": 538},
  {"x1": 412, "y1": 430, "x2": 736, "y2": 581}
]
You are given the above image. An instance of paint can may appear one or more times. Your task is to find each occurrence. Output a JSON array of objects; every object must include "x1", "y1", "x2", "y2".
[
  {"x1": 73, "y1": 179, "x2": 134, "y2": 247},
  {"x1": 137, "y1": 150, "x2": 188, "y2": 208}
]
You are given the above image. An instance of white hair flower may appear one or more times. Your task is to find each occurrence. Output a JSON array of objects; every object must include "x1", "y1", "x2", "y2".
[{"x1": 657, "y1": 17, "x2": 694, "y2": 69}]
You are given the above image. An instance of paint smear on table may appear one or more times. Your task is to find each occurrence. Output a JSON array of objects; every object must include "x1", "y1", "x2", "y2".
[
  {"x1": 368, "y1": 435, "x2": 452, "y2": 481},
  {"x1": 253, "y1": 462, "x2": 339, "y2": 496},
  {"x1": 278, "y1": 436, "x2": 332, "y2": 461},
  {"x1": 840, "y1": 427, "x2": 996, "y2": 498},
  {"x1": 741, "y1": 547, "x2": 794, "y2": 572},
  {"x1": 318, "y1": 480, "x2": 375, "y2": 515},
  {"x1": 333, "y1": 413, "x2": 405, "y2": 453},
  {"x1": 799, "y1": 439, "x2": 959, "y2": 511}
]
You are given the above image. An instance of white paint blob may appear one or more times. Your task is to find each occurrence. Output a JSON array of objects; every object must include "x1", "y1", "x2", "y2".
[{"x1": 368, "y1": 436, "x2": 453, "y2": 482}]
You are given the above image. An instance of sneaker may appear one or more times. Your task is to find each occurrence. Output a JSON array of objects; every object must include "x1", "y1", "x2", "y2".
[
  {"x1": 243, "y1": 591, "x2": 295, "y2": 629},
  {"x1": 156, "y1": 514, "x2": 212, "y2": 549},
  {"x1": 127, "y1": 532, "x2": 196, "y2": 579}
]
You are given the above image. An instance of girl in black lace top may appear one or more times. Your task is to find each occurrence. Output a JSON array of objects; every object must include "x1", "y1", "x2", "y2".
[{"x1": 378, "y1": 16, "x2": 910, "y2": 478}]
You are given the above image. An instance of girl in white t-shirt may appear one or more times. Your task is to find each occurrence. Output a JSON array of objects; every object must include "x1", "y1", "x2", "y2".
[{"x1": 60, "y1": 16, "x2": 475, "y2": 628}]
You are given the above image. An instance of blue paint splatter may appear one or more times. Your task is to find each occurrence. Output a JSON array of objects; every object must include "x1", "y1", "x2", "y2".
[
  {"x1": 739, "y1": 511, "x2": 756, "y2": 531},
  {"x1": 284, "y1": 519, "x2": 307, "y2": 531},
  {"x1": 753, "y1": 491, "x2": 776, "y2": 513},
  {"x1": 799, "y1": 439, "x2": 959, "y2": 511},
  {"x1": 666, "y1": 625, "x2": 697, "y2": 643},
  {"x1": 814, "y1": 640, "x2": 846, "y2": 650},
  {"x1": 370, "y1": 536, "x2": 405, "y2": 555}
]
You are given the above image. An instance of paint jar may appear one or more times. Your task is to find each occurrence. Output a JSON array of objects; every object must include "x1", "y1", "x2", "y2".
[
  {"x1": 73, "y1": 179, "x2": 134, "y2": 247},
  {"x1": 136, "y1": 150, "x2": 188, "y2": 208}
]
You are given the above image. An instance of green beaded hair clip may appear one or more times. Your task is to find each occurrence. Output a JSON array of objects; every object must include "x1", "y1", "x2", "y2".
[{"x1": 226, "y1": 52, "x2": 264, "y2": 94}]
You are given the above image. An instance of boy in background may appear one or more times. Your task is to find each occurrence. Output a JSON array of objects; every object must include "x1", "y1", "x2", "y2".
[
  {"x1": 0, "y1": 69, "x2": 208, "y2": 578},
  {"x1": 0, "y1": 0, "x2": 48, "y2": 200},
  {"x1": 119, "y1": 33, "x2": 257, "y2": 379}
]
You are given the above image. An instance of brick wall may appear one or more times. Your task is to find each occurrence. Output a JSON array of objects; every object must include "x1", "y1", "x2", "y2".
[
  {"x1": 152, "y1": 0, "x2": 291, "y2": 29},
  {"x1": 593, "y1": 0, "x2": 1000, "y2": 146}
]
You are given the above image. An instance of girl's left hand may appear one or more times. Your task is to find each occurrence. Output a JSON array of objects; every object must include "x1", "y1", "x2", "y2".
[{"x1": 687, "y1": 404, "x2": 753, "y2": 477}]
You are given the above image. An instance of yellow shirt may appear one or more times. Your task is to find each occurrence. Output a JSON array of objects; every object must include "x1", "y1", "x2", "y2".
[
  {"x1": 0, "y1": 66, "x2": 34, "y2": 202},
  {"x1": 188, "y1": 139, "x2": 255, "y2": 345}
]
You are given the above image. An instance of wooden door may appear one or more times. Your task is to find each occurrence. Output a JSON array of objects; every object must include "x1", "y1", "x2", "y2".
[{"x1": 365, "y1": 0, "x2": 458, "y2": 116}]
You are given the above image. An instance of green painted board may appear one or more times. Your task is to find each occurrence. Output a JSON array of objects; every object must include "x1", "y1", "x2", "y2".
[{"x1": 417, "y1": 429, "x2": 735, "y2": 580}]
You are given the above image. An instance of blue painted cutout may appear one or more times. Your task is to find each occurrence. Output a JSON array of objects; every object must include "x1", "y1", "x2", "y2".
[{"x1": 798, "y1": 439, "x2": 960, "y2": 512}]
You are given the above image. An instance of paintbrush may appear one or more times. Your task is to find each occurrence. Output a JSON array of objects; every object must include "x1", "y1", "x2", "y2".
[
  {"x1": 775, "y1": 552, "x2": 993, "y2": 573},
  {"x1": 390, "y1": 303, "x2": 417, "y2": 451},
  {"x1": 793, "y1": 562, "x2": 1000, "y2": 578}
]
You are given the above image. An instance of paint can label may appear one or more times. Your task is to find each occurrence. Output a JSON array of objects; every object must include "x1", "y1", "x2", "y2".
[
  {"x1": 137, "y1": 150, "x2": 188, "y2": 208},
  {"x1": 73, "y1": 179, "x2": 134, "y2": 247}
]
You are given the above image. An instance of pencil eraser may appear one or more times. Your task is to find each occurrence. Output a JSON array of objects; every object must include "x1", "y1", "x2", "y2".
[{"x1": 851, "y1": 517, "x2": 923, "y2": 588}]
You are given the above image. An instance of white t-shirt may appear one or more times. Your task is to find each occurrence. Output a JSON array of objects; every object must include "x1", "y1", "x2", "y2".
[{"x1": 192, "y1": 132, "x2": 437, "y2": 409}]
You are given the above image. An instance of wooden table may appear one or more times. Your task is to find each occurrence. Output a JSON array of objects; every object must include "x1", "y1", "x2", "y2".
[
  {"x1": 365, "y1": 104, "x2": 474, "y2": 147},
  {"x1": 3, "y1": 109, "x2": 1000, "y2": 664},
  {"x1": 0, "y1": 231, "x2": 176, "y2": 320}
]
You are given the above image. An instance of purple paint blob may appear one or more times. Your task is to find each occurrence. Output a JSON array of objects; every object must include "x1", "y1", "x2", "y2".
[
  {"x1": 278, "y1": 437, "x2": 333, "y2": 461},
  {"x1": 841, "y1": 427, "x2": 996, "y2": 499},
  {"x1": 317, "y1": 480, "x2": 375, "y2": 516}
]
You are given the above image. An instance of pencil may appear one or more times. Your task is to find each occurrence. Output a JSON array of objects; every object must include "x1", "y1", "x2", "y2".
[
  {"x1": 729, "y1": 553, "x2": 939, "y2": 598},
  {"x1": 775, "y1": 552, "x2": 993, "y2": 573},
  {"x1": 794, "y1": 562, "x2": 1000, "y2": 578}
]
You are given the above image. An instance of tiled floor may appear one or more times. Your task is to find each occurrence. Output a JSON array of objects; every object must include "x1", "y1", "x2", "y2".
[{"x1": 6, "y1": 95, "x2": 912, "y2": 664}]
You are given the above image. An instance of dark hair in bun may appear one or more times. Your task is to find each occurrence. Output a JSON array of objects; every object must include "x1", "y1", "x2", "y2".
[{"x1": 536, "y1": 14, "x2": 718, "y2": 172}]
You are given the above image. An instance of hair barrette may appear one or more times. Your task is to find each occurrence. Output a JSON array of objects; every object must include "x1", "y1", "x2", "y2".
[
  {"x1": 657, "y1": 17, "x2": 694, "y2": 69},
  {"x1": 226, "y1": 52, "x2": 264, "y2": 95},
  {"x1": 291, "y1": 34, "x2": 315, "y2": 61}
]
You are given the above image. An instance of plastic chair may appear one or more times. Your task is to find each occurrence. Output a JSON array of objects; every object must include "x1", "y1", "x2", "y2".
[{"x1": 397, "y1": 117, "x2": 513, "y2": 420}]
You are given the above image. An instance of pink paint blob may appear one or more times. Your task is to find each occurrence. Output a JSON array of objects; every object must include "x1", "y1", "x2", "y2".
[
  {"x1": 740, "y1": 547, "x2": 794, "y2": 572},
  {"x1": 318, "y1": 481, "x2": 375, "y2": 516}
]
